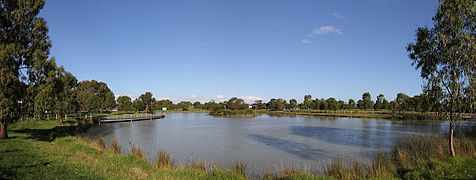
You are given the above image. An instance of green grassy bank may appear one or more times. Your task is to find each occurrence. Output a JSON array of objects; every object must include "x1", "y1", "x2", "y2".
[
  {"x1": 0, "y1": 120, "x2": 245, "y2": 180},
  {"x1": 1, "y1": 120, "x2": 475, "y2": 179},
  {"x1": 209, "y1": 109, "x2": 257, "y2": 118}
]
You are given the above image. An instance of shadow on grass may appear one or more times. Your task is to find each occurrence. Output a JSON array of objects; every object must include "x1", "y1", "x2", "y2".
[{"x1": 12, "y1": 124, "x2": 90, "y2": 142}]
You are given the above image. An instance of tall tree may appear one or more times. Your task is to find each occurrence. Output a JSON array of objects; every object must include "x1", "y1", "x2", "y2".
[
  {"x1": 225, "y1": 97, "x2": 247, "y2": 110},
  {"x1": 361, "y1": 92, "x2": 374, "y2": 110},
  {"x1": 396, "y1": 93, "x2": 410, "y2": 112},
  {"x1": 138, "y1": 92, "x2": 156, "y2": 113},
  {"x1": 288, "y1": 99, "x2": 298, "y2": 110},
  {"x1": 193, "y1": 101, "x2": 202, "y2": 109},
  {"x1": 348, "y1": 99, "x2": 357, "y2": 109},
  {"x1": 327, "y1": 98, "x2": 338, "y2": 111},
  {"x1": 374, "y1": 94, "x2": 386, "y2": 110},
  {"x1": 75, "y1": 80, "x2": 114, "y2": 113},
  {"x1": 1, "y1": 0, "x2": 51, "y2": 139},
  {"x1": 407, "y1": 0, "x2": 475, "y2": 156},
  {"x1": 303, "y1": 95, "x2": 312, "y2": 110},
  {"x1": 117, "y1": 96, "x2": 133, "y2": 112}
]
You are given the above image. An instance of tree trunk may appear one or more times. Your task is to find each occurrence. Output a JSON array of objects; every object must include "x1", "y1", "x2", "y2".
[
  {"x1": 449, "y1": 121, "x2": 455, "y2": 156},
  {"x1": 60, "y1": 117, "x2": 63, "y2": 124},
  {"x1": 0, "y1": 123, "x2": 7, "y2": 139}
]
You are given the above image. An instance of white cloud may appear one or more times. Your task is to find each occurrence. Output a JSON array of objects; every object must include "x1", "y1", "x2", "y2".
[
  {"x1": 115, "y1": 94, "x2": 138, "y2": 100},
  {"x1": 158, "y1": 95, "x2": 203, "y2": 103},
  {"x1": 330, "y1": 12, "x2": 345, "y2": 19},
  {"x1": 301, "y1": 39, "x2": 310, "y2": 44},
  {"x1": 238, "y1": 96, "x2": 263, "y2": 104},
  {"x1": 310, "y1": 25, "x2": 342, "y2": 36},
  {"x1": 214, "y1": 94, "x2": 226, "y2": 103}
]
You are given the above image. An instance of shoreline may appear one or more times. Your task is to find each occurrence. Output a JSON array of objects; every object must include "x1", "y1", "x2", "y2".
[{"x1": 1, "y1": 119, "x2": 475, "y2": 179}]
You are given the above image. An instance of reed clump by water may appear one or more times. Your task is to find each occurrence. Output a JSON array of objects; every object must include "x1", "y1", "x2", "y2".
[
  {"x1": 95, "y1": 134, "x2": 106, "y2": 152},
  {"x1": 319, "y1": 133, "x2": 476, "y2": 179},
  {"x1": 109, "y1": 138, "x2": 122, "y2": 154},
  {"x1": 129, "y1": 142, "x2": 146, "y2": 158},
  {"x1": 232, "y1": 161, "x2": 247, "y2": 178},
  {"x1": 186, "y1": 157, "x2": 208, "y2": 171},
  {"x1": 154, "y1": 150, "x2": 174, "y2": 169}
]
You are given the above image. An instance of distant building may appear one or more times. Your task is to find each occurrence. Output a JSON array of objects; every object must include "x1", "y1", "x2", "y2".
[{"x1": 162, "y1": 107, "x2": 167, "y2": 111}]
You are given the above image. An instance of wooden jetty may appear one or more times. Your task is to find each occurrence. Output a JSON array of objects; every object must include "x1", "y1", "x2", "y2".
[{"x1": 98, "y1": 113, "x2": 165, "y2": 124}]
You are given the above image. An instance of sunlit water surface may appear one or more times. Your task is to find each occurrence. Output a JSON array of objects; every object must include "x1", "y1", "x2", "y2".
[{"x1": 86, "y1": 113, "x2": 451, "y2": 178}]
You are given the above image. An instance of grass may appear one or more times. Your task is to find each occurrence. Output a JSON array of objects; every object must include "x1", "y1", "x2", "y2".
[
  {"x1": 1, "y1": 119, "x2": 475, "y2": 179},
  {"x1": 210, "y1": 109, "x2": 257, "y2": 118},
  {"x1": 0, "y1": 120, "x2": 246, "y2": 180},
  {"x1": 403, "y1": 157, "x2": 476, "y2": 179}
]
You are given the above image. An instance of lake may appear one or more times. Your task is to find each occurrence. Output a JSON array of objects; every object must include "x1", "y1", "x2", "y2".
[{"x1": 86, "y1": 113, "x2": 449, "y2": 177}]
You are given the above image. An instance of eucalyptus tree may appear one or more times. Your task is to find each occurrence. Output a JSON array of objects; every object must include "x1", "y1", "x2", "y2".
[
  {"x1": 177, "y1": 101, "x2": 192, "y2": 110},
  {"x1": 348, "y1": 99, "x2": 357, "y2": 109},
  {"x1": 193, "y1": 101, "x2": 202, "y2": 109},
  {"x1": 326, "y1": 98, "x2": 338, "y2": 111},
  {"x1": 75, "y1": 80, "x2": 114, "y2": 113},
  {"x1": 407, "y1": 0, "x2": 475, "y2": 156},
  {"x1": 303, "y1": 95, "x2": 312, "y2": 110},
  {"x1": 374, "y1": 94, "x2": 386, "y2": 110},
  {"x1": 139, "y1": 92, "x2": 156, "y2": 113},
  {"x1": 276, "y1": 98, "x2": 287, "y2": 111},
  {"x1": 361, "y1": 92, "x2": 374, "y2": 110},
  {"x1": 1, "y1": 0, "x2": 51, "y2": 139},
  {"x1": 117, "y1": 96, "x2": 133, "y2": 112},
  {"x1": 225, "y1": 97, "x2": 246, "y2": 110},
  {"x1": 288, "y1": 99, "x2": 298, "y2": 110},
  {"x1": 396, "y1": 93, "x2": 410, "y2": 112}
]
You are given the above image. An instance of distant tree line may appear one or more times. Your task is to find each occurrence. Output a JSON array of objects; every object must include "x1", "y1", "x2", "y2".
[{"x1": 114, "y1": 90, "x2": 476, "y2": 115}]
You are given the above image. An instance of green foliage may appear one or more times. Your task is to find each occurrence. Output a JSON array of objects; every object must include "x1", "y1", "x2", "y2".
[
  {"x1": 225, "y1": 97, "x2": 248, "y2": 110},
  {"x1": 75, "y1": 80, "x2": 115, "y2": 113},
  {"x1": 1, "y1": 0, "x2": 50, "y2": 127},
  {"x1": 288, "y1": 99, "x2": 298, "y2": 109},
  {"x1": 133, "y1": 92, "x2": 156, "y2": 112},
  {"x1": 303, "y1": 95, "x2": 312, "y2": 109},
  {"x1": 407, "y1": 0, "x2": 476, "y2": 156},
  {"x1": 116, "y1": 96, "x2": 133, "y2": 112},
  {"x1": 155, "y1": 99, "x2": 173, "y2": 110},
  {"x1": 209, "y1": 109, "x2": 255, "y2": 117},
  {"x1": 177, "y1": 101, "x2": 192, "y2": 110}
]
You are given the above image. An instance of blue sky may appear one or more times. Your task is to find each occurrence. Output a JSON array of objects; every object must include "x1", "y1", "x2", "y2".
[{"x1": 41, "y1": 0, "x2": 439, "y2": 103}]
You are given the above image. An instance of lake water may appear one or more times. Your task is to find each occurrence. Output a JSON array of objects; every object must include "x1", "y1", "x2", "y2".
[{"x1": 86, "y1": 113, "x2": 449, "y2": 177}]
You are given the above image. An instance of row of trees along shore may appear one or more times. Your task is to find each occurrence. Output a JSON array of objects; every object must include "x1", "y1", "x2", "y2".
[{"x1": 115, "y1": 91, "x2": 474, "y2": 114}]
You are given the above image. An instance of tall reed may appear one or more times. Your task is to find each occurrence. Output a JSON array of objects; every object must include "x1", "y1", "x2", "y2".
[{"x1": 154, "y1": 150, "x2": 174, "y2": 169}]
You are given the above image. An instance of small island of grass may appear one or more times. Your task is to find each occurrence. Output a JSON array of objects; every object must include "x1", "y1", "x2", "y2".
[
  {"x1": 209, "y1": 109, "x2": 257, "y2": 118},
  {"x1": 208, "y1": 97, "x2": 257, "y2": 117}
]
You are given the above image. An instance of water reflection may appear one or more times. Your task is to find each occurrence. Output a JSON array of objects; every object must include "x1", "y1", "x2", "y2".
[
  {"x1": 249, "y1": 134, "x2": 327, "y2": 160},
  {"x1": 290, "y1": 126, "x2": 393, "y2": 149}
]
